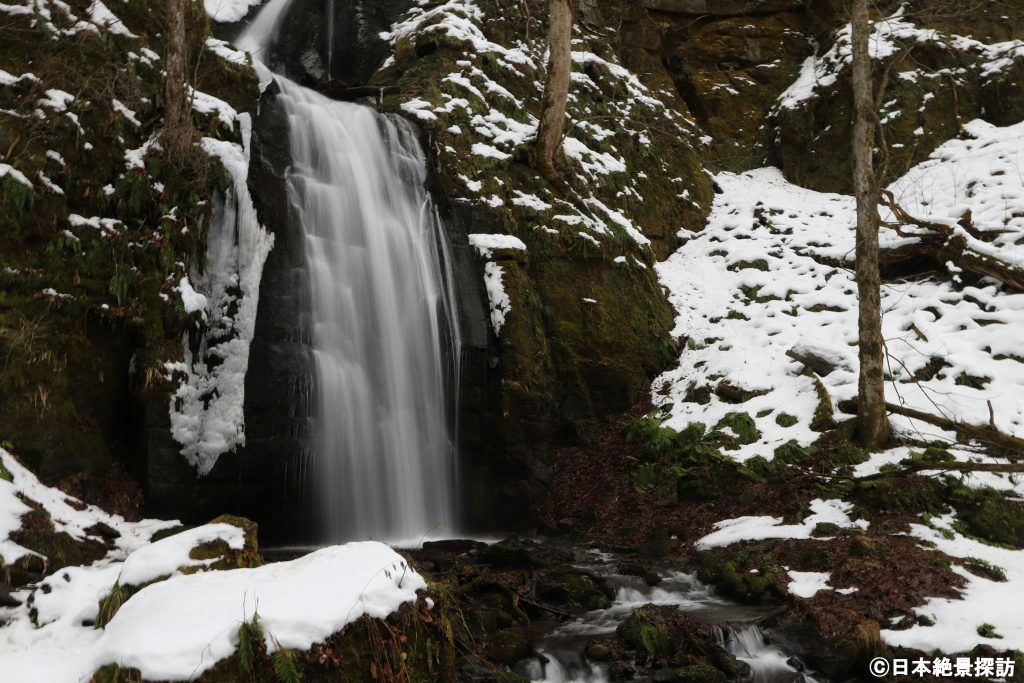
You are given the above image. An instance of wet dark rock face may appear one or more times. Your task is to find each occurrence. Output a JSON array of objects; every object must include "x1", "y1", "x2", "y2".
[
  {"x1": 144, "y1": 86, "x2": 319, "y2": 543},
  {"x1": 239, "y1": 0, "x2": 414, "y2": 85},
  {"x1": 651, "y1": 4, "x2": 812, "y2": 171}
]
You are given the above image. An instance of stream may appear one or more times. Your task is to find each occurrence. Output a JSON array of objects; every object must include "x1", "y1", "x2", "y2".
[{"x1": 511, "y1": 548, "x2": 822, "y2": 683}]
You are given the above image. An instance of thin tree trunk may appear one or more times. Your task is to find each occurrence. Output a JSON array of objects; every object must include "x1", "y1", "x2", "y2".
[
  {"x1": 851, "y1": 0, "x2": 891, "y2": 448},
  {"x1": 535, "y1": 0, "x2": 572, "y2": 179},
  {"x1": 164, "y1": 0, "x2": 192, "y2": 157}
]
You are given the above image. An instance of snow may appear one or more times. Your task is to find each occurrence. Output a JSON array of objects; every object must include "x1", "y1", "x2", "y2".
[
  {"x1": 205, "y1": 38, "x2": 247, "y2": 66},
  {"x1": 471, "y1": 142, "x2": 510, "y2": 160},
  {"x1": 510, "y1": 192, "x2": 551, "y2": 211},
  {"x1": 103, "y1": 543, "x2": 423, "y2": 680},
  {"x1": 117, "y1": 523, "x2": 245, "y2": 587},
  {"x1": 68, "y1": 214, "x2": 121, "y2": 235},
  {"x1": 695, "y1": 499, "x2": 868, "y2": 549},
  {"x1": 980, "y1": 40, "x2": 1024, "y2": 78},
  {"x1": 110, "y1": 98, "x2": 140, "y2": 128},
  {"x1": 88, "y1": 0, "x2": 137, "y2": 38},
  {"x1": 775, "y1": 10, "x2": 1024, "y2": 112},
  {"x1": 882, "y1": 514, "x2": 1024, "y2": 653},
  {"x1": 853, "y1": 446, "x2": 1024, "y2": 495},
  {"x1": 189, "y1": 87, "x2": 238, "y2": 128},
  {"x1": 176, "y1": 276, "x2": 208, "y2": 315},
  {"x1": 0, "y1": 537, "x2": 425, "y2": 682},
  {"x1": 203, "y1": 0, "x2": 263, "y2": 23},
  {"x1": 0, "y1": 162, "x2": 32, "y2": 188},
  {"x1": 168, "y1": 120, "x2": 275, "y2": 476},
  {"x1": 0, "y1": 478, "x2": 34, "y2": 564},
  {"x1": 890, "y1": 119, "x2": 1024, "y2": 261},
  {"x1": 0, "y1": 69, "x2": 36, "y2": 86},
  {"x1": 468, "y1": 233, "x2": 526, "y2": 258},
  {"x1": 124, "y1": 134, "x2": 160, "y2": 170},
  {"x1": 0, "y1": 452, "x2": 425, "y2": 681},
  {"x1": 0, "y1": 447, "x2": 179, "y2": 566},
  {"x1": 654, "y1": 120, "x2": 1024, "y2": 463},
  {"x1": 38, "y1": 89, "x2": 74, "y2": 112},
  {"x1": 400, "y1": 98, "x2": 438, "y2": 122},
  {"x1": 32, "y1": 564, "x2": 123, "y2": 628},
  {"x1": 563, "y1": 136, "x2": 626, "y2": 177},
  {"x1": 483, "y1": 261, "x2": 511, "y2": 335},
  {"x1": 786, "y1": 571, "x2": 832, "y2": 598},
  {"x1": 36, "y1": 171, "x2": 63, "y2": 195}
]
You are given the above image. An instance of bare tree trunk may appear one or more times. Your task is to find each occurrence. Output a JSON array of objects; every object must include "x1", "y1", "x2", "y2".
[
  {"x1": 535, "y1": 0, "x2": 572, "y2": 179},
  {"x1": 851, "y1": 0, "x2": 890, "y2": 448},
  {"x1": 164, "y1": 0, "x2": 192, "y2": 157}
]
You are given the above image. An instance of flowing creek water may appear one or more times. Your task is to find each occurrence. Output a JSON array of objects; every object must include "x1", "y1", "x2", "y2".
[{"x1": 512, "y1": 548, "x2": 823, "y2": 683}]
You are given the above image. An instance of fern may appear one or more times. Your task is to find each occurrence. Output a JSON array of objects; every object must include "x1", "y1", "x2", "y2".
[
  {"x1": 630, "y1": 460, "x2": 658, "y2": 492},
  {"x1": 237, "y1": 613, "x2": 263, "y2": 676},
  {"x1": 272, "y1": 649, "x2": 303, "y2": 683}
]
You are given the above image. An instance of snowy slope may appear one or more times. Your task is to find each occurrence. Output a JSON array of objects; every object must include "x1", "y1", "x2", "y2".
[{"x1": 655, "y1": 119, "x2": 1024, "y2": 463}]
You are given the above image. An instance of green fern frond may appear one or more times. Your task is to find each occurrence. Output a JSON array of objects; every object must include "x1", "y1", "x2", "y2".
[
  {"x1": 237, "y1": 612, "x2": 263, "y2": 676},
  {"x1": 272, "y1": 649, "x2": 303, "y2": 683}
]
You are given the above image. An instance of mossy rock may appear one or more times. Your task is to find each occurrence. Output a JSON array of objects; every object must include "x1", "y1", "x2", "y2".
[
  {"x1": 93, "y1": 598, "x2": 461, "y2": 682},
  {"x1": 478, "y1": 543, "x2": 544, "y2": 569},
  {"x1": 959, "y1": 498, "x2": 1024, "y2": 549},
  {"x1": 617, "y1": 607, "x2": 672, "y2": 656},
  {"x1": 187, "y1": 514, "x2": 263, "y2": 571},
  {"x1": 773, "y1": 606, "x2": 882, "y2": 680},
  {"x1": 775, "y1": 413, "x2": 798, "y2": 428},
  {"x1": 670, "y1": 663, "x2": 727, "y2": 683},
  {"x1": 616, "y1": 603, "x2": 740, "y2": 676},
  {"x1": 701, "y1": 559, "x2": 786, "y2": 605},
  {"x1": 8, "y1": 505, "x2": 108, "y2": 584},
  {"x1": 812, "y1": 522, "x2": 841, "y2": 537},
  {"x1": 536, "y1": 565, "x2": 612, "y2": 611},
  {"x1": 715, "y1": 411, "x2": 759, "y2": 445},
  {"x1": 637, "y1": 526, "x2": 678, "y2": 560},
  {"x1": 487, "y1": 628, "x2": 532, "y2": 666},
  {"x1": 852, "y1": 475, "x2": 948, "y2": 514}
]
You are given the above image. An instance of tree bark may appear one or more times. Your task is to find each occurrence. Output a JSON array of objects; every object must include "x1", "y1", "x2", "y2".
[
  {"x1": 164, "y1": 0, "x2": 192, "y2": 157},
  {"x1": 851, "y1": 0, "x2": 891, "y2": 448},
  {"x1": 535, "y1": 0, "x2": 572, "y2": 179}
]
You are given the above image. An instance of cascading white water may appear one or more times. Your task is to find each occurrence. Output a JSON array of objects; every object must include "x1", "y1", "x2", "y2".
[
  {"x1": 240, "y1": 1, "x2": 461, "y2": 542},
  {"x1": 722, "y1": 625, "x2": 820, "y2": 683}
]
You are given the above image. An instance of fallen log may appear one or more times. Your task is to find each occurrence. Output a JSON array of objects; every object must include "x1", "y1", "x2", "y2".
[
  {"x1": 886, "y1": 402, "x2": 1024, "y2": 456},
  {"x1": 878, "y1": 190, "x2": 1024, "y2": 292},
  {"x1": 857, "y1": 460, "x2": 1024, "y2": 482}
]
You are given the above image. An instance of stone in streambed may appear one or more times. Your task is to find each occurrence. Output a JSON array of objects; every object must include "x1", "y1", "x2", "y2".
[
  {"x1": 585, "y1": 641, "x2": 612, "y2": 661},
  {"x1": 488, "y1": 629, "x2": 533, "y2": 666},
  {"x1": 637, "y1": 526, "x2": 678, "y2": 559},
  {"x1": 618, "y1": 561, "x2": 662, "y2": 586}
]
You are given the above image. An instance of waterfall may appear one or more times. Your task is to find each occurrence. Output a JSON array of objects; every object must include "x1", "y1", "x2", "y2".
[{"x1": 240, "y1": 2, "x2": 462, "y2": 542}]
